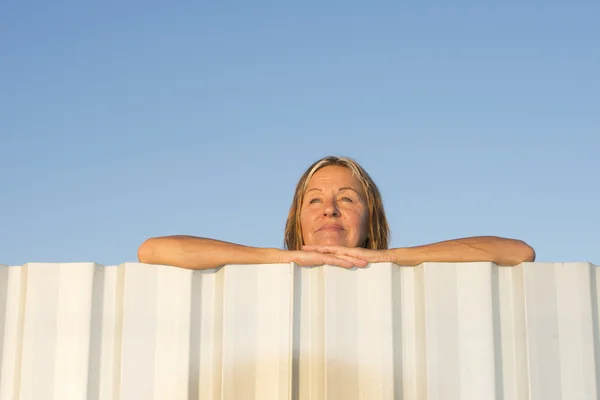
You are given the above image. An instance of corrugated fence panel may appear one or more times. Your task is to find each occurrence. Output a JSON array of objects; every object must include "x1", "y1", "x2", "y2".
[
  {"x1": 522, "y1": 263, "x2": 598, "y2": 400},
  {"x1": 0, "y1": 262, "x2": 599, "y2": 399},
  {"x1": 119, "y1": 264, "x2": 193, "y2": 400},
  {"x1": 323, "y1": 264, "x2": 396, "y2": 399},
  {"x1": 20, "y1": 263, "x2": 101, "y2": 400},
  {"x1": 221, "y1": 264, "x2": 293, "y2": 399},
  {"x1": 421, "y1": 262, "x2": 498, "y2": 400}
]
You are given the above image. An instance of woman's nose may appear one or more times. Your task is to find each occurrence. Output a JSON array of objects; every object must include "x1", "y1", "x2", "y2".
[{"x1": 323, "y1": 200, "x2": 339, "y2": 217}]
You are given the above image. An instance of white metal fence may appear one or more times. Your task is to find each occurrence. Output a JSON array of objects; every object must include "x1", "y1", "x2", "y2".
[{"x1": 0, "y1": 262, "x2": 598, "y2": 399}]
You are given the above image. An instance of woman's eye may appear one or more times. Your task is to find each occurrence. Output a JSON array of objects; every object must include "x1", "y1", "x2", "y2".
[
  {"x1": 341, "y1": 197, "x2": 353, "y2": 203},
  {"x1": 309, "y1": 198, "x2": 321, "y2": 204}
]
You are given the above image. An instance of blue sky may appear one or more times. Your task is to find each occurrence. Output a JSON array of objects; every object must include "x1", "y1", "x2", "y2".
[{"x1": 1, "y1": 1, "x2": 598, "y2": 266}]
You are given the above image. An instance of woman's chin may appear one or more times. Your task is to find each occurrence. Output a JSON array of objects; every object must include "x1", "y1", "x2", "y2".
[{"x1": 312, "y1": 238, "x2": 348, "y2": 247}]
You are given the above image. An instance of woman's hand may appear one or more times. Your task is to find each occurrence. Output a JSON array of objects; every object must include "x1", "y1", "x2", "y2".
[
  {"x1": 279, "y1": 249, "x2": 369, "y2": 269},
  {"x1": 302, "y1": 245, "x2": 392, "y2": 264}
]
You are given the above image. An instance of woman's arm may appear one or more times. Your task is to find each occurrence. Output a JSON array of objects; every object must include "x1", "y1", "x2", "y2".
[
  {"x1": 137, "y1": 235, "x2": 368, "y2": 270},
  {"x1": 389, "y1": 236, "x2": 535, "y2": 266},
  {"x1": 304, "y1": 236, "x2": 536, "y2": 267},
  {"x1": 137, "y1": 236, "x2": 282, "y2": 270}
]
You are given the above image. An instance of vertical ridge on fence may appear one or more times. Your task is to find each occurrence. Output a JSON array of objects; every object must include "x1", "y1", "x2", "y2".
[
  {"x1": 0, "y1": 264, "x2": 28, "y2": 399},
  {"x1": 295, "y1": 264, "x2": 326, "y2": 400},
  {"x1": 357, "y1": 264, "x2": 396, "y2": 399},
  {"x1": 290, "y1": 264, "x2": 303, "y2": 400},
  {"x1": 153, "y1": 263, "x2": 194, "y2": 399},
  {"x1": 421, "y1": 262, "x2": 459, "y2": 399},
  {"x1": 490, "y1": 264, "x2": 505, "y2": 400},
  {"x1": 591, "y1": 264, "x2": 600, "y2": 399},
  {"x1": 396, "y1": 263, "x2": 428, "y2": 399},
  {"x1": 554, "y1": 263, "x2": 598, "y2": 399},
  {"x1": 96, "y1": 264, "x2": 125, "y2": 400},
  {"x1": 323, "y1": 266, "x2": 360, "y2": 399},
  {"x1": 0, "y1": 265, "x2": 8, "y2": 390},
  {"x1": 85, "y1": 263, "x2": 105, "y2": 400},
  {"x1": 0, "y1": 265, "x2": 11, "y2": 398},
  {"x1": 496, "y1": 263, "x2": 529, "y2": 399},
  {"x1": 390, "y1": 264, "x2": 405, "y2": 399},
  {"x1": 192, "y1": 266, "x2": 225, "y2": 399},
  {"x1": 118, "y1": 263, "x2": 158, "y2": 399}
]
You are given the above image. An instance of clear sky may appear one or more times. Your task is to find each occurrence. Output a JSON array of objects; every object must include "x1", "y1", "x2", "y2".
[{"x1": 1, "y1": 1, "x2": 598, "y2": 266}]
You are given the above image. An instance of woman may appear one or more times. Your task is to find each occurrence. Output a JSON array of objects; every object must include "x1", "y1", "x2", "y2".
[{"x1": 137, "y1": 156, "x2": 535, "y2": 269}]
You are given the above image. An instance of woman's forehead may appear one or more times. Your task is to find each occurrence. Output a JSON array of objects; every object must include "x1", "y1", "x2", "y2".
[
  {"x1": 304, "y1": 166, "x2": 367, "y2": 199},
  {"x1": 307, "y1": 166, "x2": 357, "y2": 186}
]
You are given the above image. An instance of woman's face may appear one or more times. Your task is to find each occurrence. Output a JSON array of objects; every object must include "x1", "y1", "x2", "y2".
[{"x1": 300, "y1": 166, "x2": 369, "y2": 247}]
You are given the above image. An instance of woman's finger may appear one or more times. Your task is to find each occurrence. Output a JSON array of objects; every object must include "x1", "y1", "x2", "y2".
[
  {"x1": 304, "y1": 245, "x2": 389, "y2": 263},
  {"x1": 334, "y1": 254, "x2": 369, "y2": 267},
  {"x1": 309, "y1": 252, "x2": 362, "y2": 269},
  {"x1": 318, "y1": 254, "x2": 368, "y2": 269},
  {"x1": 304, "y1": 245, "x2": 367, "y2": 258},
  {"x1": 293, "y1": 250, "x2": 369, "y2": 269},
  {"x1": 319, "y1": 254, "x2": 355, "y2": 268}
]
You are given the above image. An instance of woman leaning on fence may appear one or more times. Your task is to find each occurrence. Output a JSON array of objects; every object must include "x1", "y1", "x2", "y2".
[{"x1": 137, "y1": 156, "x2": 535, "y2": 270}]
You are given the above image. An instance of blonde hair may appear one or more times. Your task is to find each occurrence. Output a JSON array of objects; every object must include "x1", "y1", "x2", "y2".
[{"x1": 284, "y1": 156, "x2": 390, "y2": 250}]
